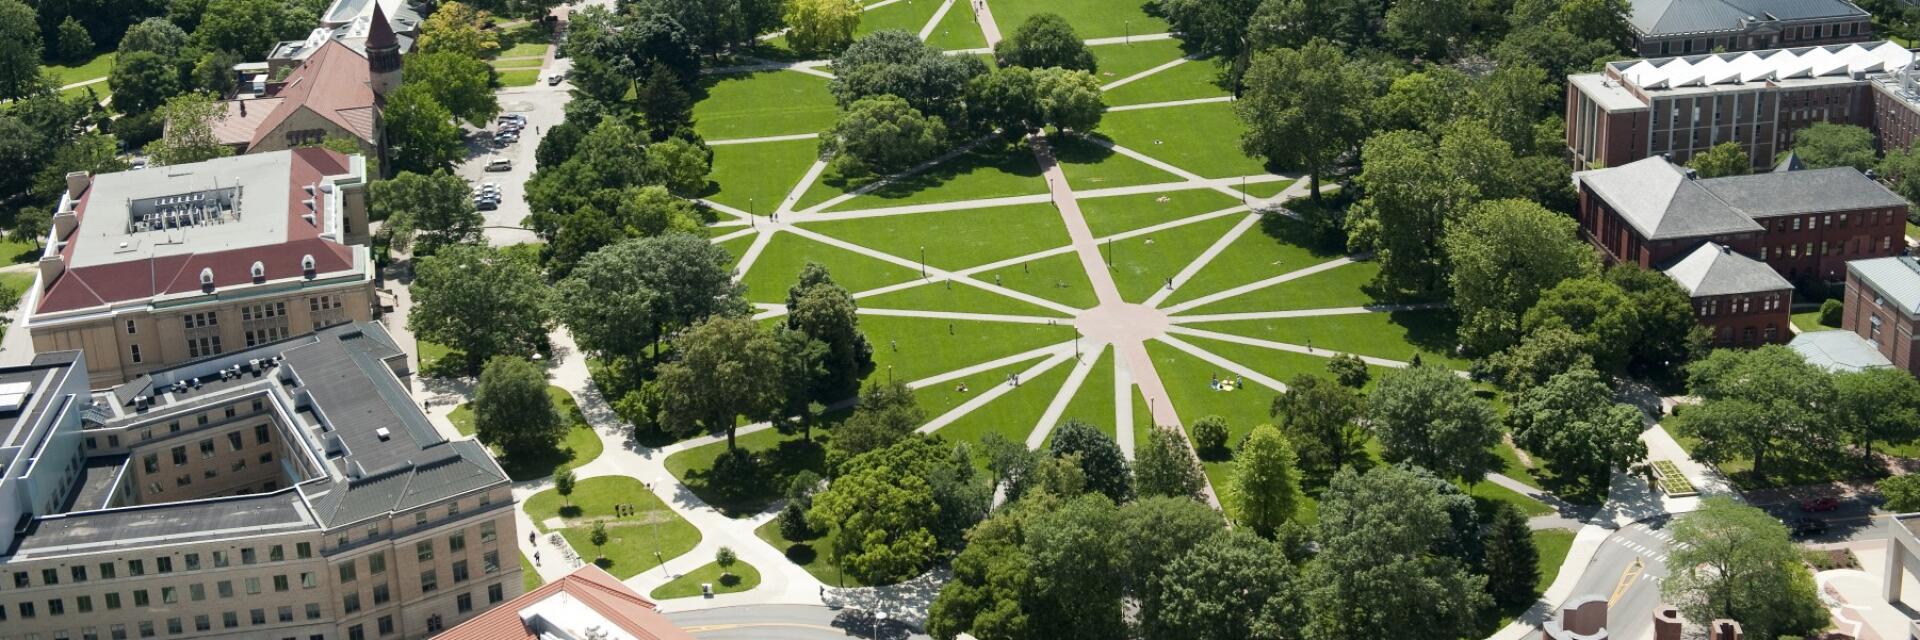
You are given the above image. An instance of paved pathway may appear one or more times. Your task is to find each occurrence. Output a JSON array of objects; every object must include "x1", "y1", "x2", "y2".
[{"x1": 970, "y1": 0, "x2": 1003, "y2": 46}]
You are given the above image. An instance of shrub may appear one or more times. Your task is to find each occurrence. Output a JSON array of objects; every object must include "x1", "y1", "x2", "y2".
[
  {"x1": 1192, "y1": 415, "x2": 1230, "y2": 457},
  {"x1": 1819, "y1": 299, "x2": 1842, "y2": 327}
]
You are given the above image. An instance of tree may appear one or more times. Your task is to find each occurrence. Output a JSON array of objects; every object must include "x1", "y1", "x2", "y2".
[
  {"x1": 1049, "y1": 420, "x2": 1133, "y2": 504},
  {"x1": 1223, "y1": 424, "x2": 1301, "y2": 536},
  {"x1": 827, "y1": 381, "x2": 924, "y2": 471},
  {"x1": 1483, "y1": 325, "x2": 1595, "y2": 391},
  {"x1": 54, "y1": 16, "x2": 91, "y2": 63},
  {"x1": 554, "y1": 468, "x2": 576, "y2": 505},
  {"x1": 409, "y1": 244, "x2": 553, "y2": 374},
  {"x1": 808, "y1": 437, "x2": 948, "y2": 584},
  {"x1": 1830, "y1": 367, "x2": 1920, "y2": 460},
  {"x1": 190, "y1": 48, "x2": 241, "y2": 94},
  {"x1": 416, "y1": 1, "x2": 499, "y2": 58},
  {"x1": 118, "y1": 17, "x2": 188, "y2": 57},
  {"x1": 1793, "y1": 122, "x2": 1876, "y2": 171},
  {"x1": 1022, "y1": 493, "x2": 1129, "y2": 638},
  {"x1": 1508, "y1": 365, "x2": 1647, "y2": 487},
  {"x1": 1676, "y1": 346, "x2": 1836, "y2": 479},
  {"x1": 778, "y1": 501, "x2": 812, "y2": 539},
  {"x1": 1821, "y1": 298, "x2": 1844, "y2": 327},
  {"x1": 1689, "y1": 141, "x2": 1751, "y2": 178},
  {"x1": 1368, "y1": 364, "x2": 1500, "y2": 483},
  {"x1": 1134, "y1": 425, "x2": 1207, "y2": 500},
  {"x1": 473, "y1": 356, "x2": 565, "y2": 454},
  {"x1": 783, "y1": 0, "x2": 859, "y2": 55},
  {"x1": 1032, "y1": 66, "x2": 1105, "y2": 132},
  {"x1": 1270, "y1": 374, "x2": 1366, "y2": 476},
  {"x1": 194, "y1": 0, "x2": 307, "y2": 57},
  {"x1": 627, "y1": 0, "x2": 768, "y2": 58},
  {"x1": 784, "y1": 263, "x2": 871, "y2": 400},
  {"x1": 1385, "y1": 0, "x2": 1470, "y2": 59},
  {"x1": 966, "y1": 66, "x2": 1042, "y2": 138},
  {"x1": 1325, "y1": 353, "x2": 1369, "y2": 388},
  {"x1": 1145, "y1": 528, "x2": 1301, "y2": 640},
  {"x1": 645, "y1": 135, "x2": 711, "y2": 195},
  {"x1": 830, "y1": 30, "x2": 987, "y2": 125},
  {"x1": 588, "y1": 521, "x2": 609, "y2": 559},
  {"x1": 369, "y1": 170, "x2": 482, "y2": 256},
  {"x1": 555, "y1": 234, "x2": 745, "y2": 362},
  {"x1": 402, "y1": 51, "x2": 500, "y2": 125},
  {"x1": 1445, "y1": 198, "x2": 1599, "y2": 355},
  {"x1": 1878, "y1": 143, "x2": 1920, "y2": 211},
  {"x1": 144, "y1": 91, "x2": 234, "y2": 165},
  {"x1": 1522, "y1": 275, "x2": 1637, "y2": 374},
  {"x1": 1237, "y1": 39, "x2": 1370, "y2": 201},
  {"x1": 656, "y1": 316, "x2": 786, "y2": 451},
  {"x1": 13, "y1": 208, "x2": 50, "y2": 248},
  {"x1": 1661, "y1": 497, "x2": 1828, "y2": 640},
  {"x1": 1344, "y1": 132, "x2": 1468, "y2": 294},
  {"x1": 1881, "y1": 474, "x2": 1920, "y2": 512},
  {"x1": 819, "y1": 94, "x2": 947, "y2": 179},
  {"x1": 994, "y1": 13, "x2": 1095, "y2": 72},
  {"x1": 1482, "y1": 503, "x2": 1539, "y2": 607},
  {"x1": 383, "y1": 84, "x2": 463, "y2": 173},
  {"x1": 715, "y1": 546, "x2": 738, "y2": 578},
  {"x1": 109, "y1": 50, "x2": 183, "y2": 114},
  {"x1": 636, "y1": 63, "x2": 693, "y2": 139},
  {"x1": 1190, "y1": 416, "x2": 1229, "y2": 455},
  {"x1": 1115, "y1": 497, "x2": 1229, "y2": 631},
  {"x1": 0, "y1": 0, "x2": 44, "y2": 101},
  {"x1": 1304, "y1": 465, "x2": 1493, "y2": 640}
]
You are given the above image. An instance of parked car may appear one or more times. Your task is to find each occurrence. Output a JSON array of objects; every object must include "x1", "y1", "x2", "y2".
[
  {"x1": 1790, "y1": 517, "x2": 1829, "y2": 538},
  {"x1": 475, "y1": 198, "x2": 498, "y2": 211},
  {"x1": 485, "y1": 158, "x2": 512, "y2": 172},
  {"x1": 547, "y1": 73, "x2": 565, "y2": 86},
  {"x1": 1800, "y1": 497, "x2": 1840, "y2": 513}
]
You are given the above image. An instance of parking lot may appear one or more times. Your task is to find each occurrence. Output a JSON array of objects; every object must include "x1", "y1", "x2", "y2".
[{"x1": 454, "y1": 57, "x2": 574, "y2": 247}]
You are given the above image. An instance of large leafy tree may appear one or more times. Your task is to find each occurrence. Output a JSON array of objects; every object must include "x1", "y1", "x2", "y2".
[
  {"x1": 1483, "y1": 326, "x2": 1595, "y2": 391},
  {"x1": 118, "y1": 16, "x2": 188, "y2": 57},
  {"x1": 1689, "y1": 141, "x2": 1752, "y2": 178},
  {"x1": 144, "y1": 91, "x2": 235, "y2": 165},
  {"x1": 383, "y1": 84, "x2": 463, "y2": 173},
  {"x1": 109, "y1": 50, "x2": 183, "y2": 114},
  {"x1": 369, "y1": 170, "x2": 483, "y2": 256},
  {"x1": 627, "y1": 0, "x2": 779, "y2": 58},
  {"x1": 1831, "y1": 367, "x2": 1920, "y2": 459},
  {"x1": 1507, "y1": 365, "x2": 1647, "y2": 487},
  {"x1": 402, "y1": 51, "x2": 500, "y2": 125},
  {"x1": 1522, "y1": 275, "x2": 1638, "y2": 374},
  {"x1": 1237, "y1": 38, "x2": 1369, "y2": 201},
  {"x1": 819, "y1": 94, "x2": 947, "y2": 178},
  {"x1": 1048, "y1": 420, "x2": 1133, "y2": 504},
  {"x1": 966, "y1": 65, "x2": 1042, "y2": 138},
  {"x1": 826, "y1": 380, "x2": 923, "y2": 472},
  {"x1": 1384, "y1": 0, "x2": 1470, "y2": 60},
  {"x1": 1368, "y1": 364, "x2": 1500, "y2": 484},
  {"x1": 1791, "y1": 122, "x2": 1875, "y2": 171},
  {"x1": 1662, "y1": 498, "x2": 1828, "y2": 640},
  {"x1": 1032, "y1": 66, "x2": 1105, "y2": 132},
  {"x1": 784, "y1": 262, "x2": 872, "y2": 400},
  {"x1": 0, "y1": 0, "x2": 42, "y2": 101},
  {"x1": 830, "y1": 30, "x2": 987, "y2": 125},
  {"x1": 655, "y1": 316, "x2": 786, "y2": 450},
  {"x1": 1444, "y1": 198, "x2": 1599, "y2": 356},
  {"x1": 416, "y1": 1, "x2": 499, "y2": 58},
  {"x1": 1134, "y1": 425, "x2": 1207, "y2": 500},
  {"x1": 1144, "y1": 528, "x2": 1301, "y2": 640},
  {"x1": 193, "y1": 0, "x2": 309, "y2": 56},
  {"x1": 1269, "y1": 374, "x2": 1366, "y2": 477},
  {"x1": 472, "y1": 356, "x2": 564, "y2": 453},
  {"x1": 994, "y1": 13, "x2": 1095, "y2": 72},
  {"x1": 782, "y1": 0, "x2": 860, "y2": 55},
  {"x1": 1304, "y1": 465, "x2": 1492, "y2": 640},
  {"x1": 1223, "y1": 424, "x2": 1302, "y2": 536},
  {"x1": 1675, "y1": 346, "x2": 1836, "y2": 480},
  {"x1": 811, "y1": 436, "x2": 985, "y2": 584},
  {"x1": 409, "y1": 244, "x2": 553, "y2": 374}
]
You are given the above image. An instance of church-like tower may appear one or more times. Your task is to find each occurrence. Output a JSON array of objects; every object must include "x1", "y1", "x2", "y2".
[{"x1": 366, "y1": 2, "x2": 401, "y2": 97}]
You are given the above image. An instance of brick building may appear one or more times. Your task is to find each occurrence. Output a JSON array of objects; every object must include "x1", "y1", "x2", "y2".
[
  {"x1": 1574, "y1": 155, "x2": 1909, "y2": 345},
  {"x1": 1567, "y1": 41, "x2": 1920, "y2": 171},
  {"x1": 1627, "y1": 0, "x2": 1873, "y2": 57},
  {"x1": 1843, "y1": 256, "x2": 1920, "y2": 375}
]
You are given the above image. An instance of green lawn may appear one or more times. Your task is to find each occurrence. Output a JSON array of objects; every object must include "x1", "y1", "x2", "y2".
[
  {"x1": 1130, "y1": 386, "x2": 1156, "y2": 457},
  {"x1": 0, "y1": 235, "x2": 42, "y2": 264},
  {"x1": 1178, "y1": 259, "x2": 1383, "y2": 315},
  {"x1": 498, "y1": 42, "x2": 550, "y2": 58},
  {"x1": 802, "y1": 146, "x2": 1049, "y2": 212},
  {"x1": 1201, "y1": 310, "x2": 1471, "y2": 369},
  {"x1": 739, "y1": 231, "x2": 922, "y2": 303},
  {"x1": 924, "y1": 0, "x2": 988, "y2": 50},
  {"x1": 856, "y1": 0, "x2": 945, "y2": 38},
  {"x1": 705, "y1": 137, "x2": 820, "y2": 214},
  {"x1": 1533, "y1": 528, "x2": 1577, "y2": 591},
  {"x1": 1165, "y1": 334, "x2": 1392, "y2": 392},
  {"x1": 800, "y1": 203, "x2": 1070, "y2": 271},
  {"x1": 975, "y1": 249, "x2": 1101, "y2": 310},
  {"x1": 1161, "y1": 214, "x2": 1346, "y2": 307},
  {"x1": 520, "y1": 551, "x2": 544, "y2": 592},
  {"x1": 45, "y1": 51, "x2": 114, "y2": 87},
  {"x1": 694, "y1": 71, "x2": 839, "y2": 140},
  {"x1": 1090, "y1": 39, "x2": 1189, "y2": 86},
  {"x1": 1241, "y1": 178, "x2": 1296, "y2": 199},
  {"x1": 1107, "y1": 215, "x2": 1241, "y2": 303},
  {"x1": 490, "y1": 57, "x2": 545, "y2": 69},
  {"x1": 1145, "y1": 339, "x2": 1316, "y2": 524},
  {"x1": 1078, "y1": 189, "x2": 1243, "y2": 237},
  {"x1": 495, "y1": 68, "x2": 541, "y2": 87},
  {"x1": 417, "y1": 340, "x2": 456, "y2": 376},
  {"x1": 1102, "y1": 57, "x2": 1227, "y2": 106},
  {"x1": 0, "y1": 271, "x2": 35, "y2": 312},
  {"x1": 523, "y1": 476, "x2": 703, "y2": 579},
  {"x1": 1052, "y1": 134, "x2": 1182, "y2": 190},
  {"x1": 991, "y1": 0, "x2": 1166, "y2": 39},
  {"x1": 650, "y1": 560, "x2": 762, "y2": 599},
  {"x1": 714, "y1": 232, "x2": 756, "y2": 270},
  {"x1": 862, "y1": 314, "x2": 1078, "y2": 383},
  {"x1": 932, "y1": 357, "x2": 1075, "y2": 462},
  {"x1": 664, "y1": 427, "x2": 827, "y2": 517},
  {"x1": 1053, "y1": 346, "x2": 1116, "y2": 441},
  {"x1": 1094, "y1": 101, "x2": 1267, "y2": 178},
  {"x1": 857, "y1": 279, "x2": 1070, "y2": 317},
  {"x1": 755, "y1": 517, "x2": 870, "y2": 587},
  {"x1": 914, "y1": 356, "x2": 1048, "y2": 420},
  {"x1": 449, "y1": 385, "x2": 605, "y2": 480},
  {"x1": 1791, "y1": 309, "x2": 1834, "y2": 333}
]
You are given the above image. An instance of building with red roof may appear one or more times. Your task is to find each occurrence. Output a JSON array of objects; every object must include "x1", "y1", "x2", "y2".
[
  {"x1": 219, "y1": 3, "x2": 403, "y2": 165},
  {"x1": 25, "y1": 147, "x2": 376, "y2": 387},
  {"x1": 434, "y1": 565, "x2": 697, "y2": 640}
]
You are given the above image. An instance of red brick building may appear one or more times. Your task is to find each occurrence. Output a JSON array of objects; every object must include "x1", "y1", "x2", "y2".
[
  {"x1": 1567, "y1": 42, "x2": 1920, "y2": 172},
  {"x1": 1843, "y1": 257, "x2": 1920, "y2": 376},
  {"x1": 1574, "y1": 156, "x2": 1909, "y2": 346},
  {"x1": 1627, "y1": 0, "x2": 1873, "y2": 58}
]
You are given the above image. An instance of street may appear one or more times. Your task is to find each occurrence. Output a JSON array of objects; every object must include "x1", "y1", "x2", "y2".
[
  {"x1": 1553, "y1": 519, "x2": 1674, "y2": 640},
  {"x1": 669, "y1": 605, "x2": 932, "y2": 639}
]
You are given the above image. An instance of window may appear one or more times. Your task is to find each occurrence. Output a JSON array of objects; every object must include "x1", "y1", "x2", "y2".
[
  {"x1": 171, "y1": 446, "x2": 186, "y2": 465},
  {"x1": 306, "y1": 603, "x2": 322, "y2": 621},
  {"x1": 43, "y1": 568, "x2": 58, "y2": 584},
  {"x1": 426, "y1": 615, "x2": 443, "y2": 633},
  {"x1": 420, "y1": 569, "x2": 438, "y2": 593},
  {"x1": 256, "y1": 424, "x2": 270, "y2": 444},
  {"x1": 278, "y1": 606, "x2": 294, "y2": 622},
  {"x1": 488, "y1": 583, "x2": 504, "y2": 604},
  {"x1": 273, "y1": 574, "x2": 289, "y2": 592},
  {"x1": 246, "y1": 577, "x2": 261, "y2": 595},
  {"x1": 105, "y1": 593, "x2": 121, "y2": 610},
  {"x1": 76, "y1": 595, "x2": 92, "y2": 612},
  {"x1": 300, "y1": 572, "x2": 316, "y2": 589},
  {"x1": 343, "y1": 590, "x2": 362, "y2": 614},
  {"x1": 175, "y1": 474, "x2": 191, "y2": 487},
  {"x1": 214, "y1": 551, "x2": 229, "y2": 568},
  {"x1": 130, "y1": 344, "x2": 142, "y2": 364},
  {"x1": 349, "y1": 626, "x2": 365, "y2": 640},
  {"x1": 195, "y1": 615, "x2": 210, "y2": 632},
  {"x1": 200, "y1": 439, "x2": 215, "y2": 458},
  {"x1": 167, "y1": 619, "x2": 182, "y2": 635},
  {"x1": 217, "y1": 581, "x2": 233, "y2": 598},
  {"x1": 449, "y1": 532, "x2": 466, "y2": 552},
  {"x1": 270, "y1": 545, "x2": 285, "y2": 562},
  {"x1": 133, "y1": 590, "x2": 149, "y2": 607},
  {"x1": 190, "y1": 583, "x2": 204, "y2": 601},
  {"x1": 185, "y1": 553, "x2": 200, "y2": 571},
  {"x1": 452, "y1": 560, "x2": 468, "y2": 583},
  {"x1": 126, "y1": 320, "x2": 136, "y2": 335},
  {"x1": 457, "y1": 593, "x2": 473, "y2": 614},
  {"x1": 49, "y1": 598, "x2": 64, "y2": 616},
  {"x1": 480, "y1": 521, "x2": 496, "y2": 543},
  {"x1": 368, "y1": 551, "x2": 386, "y2": 574},
  {"x1": 242, "y1": 548, "x2": 257, "y2": 565},
  {"x1": 222, "y1": 611, "x2": 238, "y2": 629},
  {"x1": 417, "y1": 540, "x2": 433, "y2": 562},
  {"x1": 415, "y1": 512, "x2": 428, "y2": 529},
  {"x1": 378, "y1": 615, "x2": 394, "y2": 635},
  {"x1": 372, "y1": 584, "x2": 390, "y2": 605},
  {"x1": 483, "y1": 551, "x2": 499, "y2": 574},
  {"x1": 20, "y1": 601, "x2": 34, "y2": 618},
  {"x1": 297, "y1": 542, "x2": 312, "y2": 559},
  {"x1": 1793, "y1": 217, "x2": 1802, "y2": 230},
  {"x1": 251, "y1": 608, "x2": 266, "y2": 624},
  {"x1": 228, "y1": 432, "x2": 243, "y2": 450},
  {"x1": 138, "y1": 621, "x2": 153, "y2": 638},
  {"x1": 161, "y1": 586, "x2": 176, "y2": 604},
  {"x1": 156, "y1": 556, "x2": 172, "y2": 573},
  {"x1": 129, "y1": 559, "x2": 145, "y2": 576},
  {"x1": 338, "y1": 561, "x2": 356, "y2": 583},
  {"x1": 260, "y1": 451, "x2": 274, "y2": 464}
]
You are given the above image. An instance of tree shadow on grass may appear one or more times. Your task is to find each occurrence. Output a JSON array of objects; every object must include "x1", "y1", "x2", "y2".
[
  {"x1": 816, "y1": 145, "x2": 1042, "y2": 203},
  {"x1": 680, "y1": 438, "x2": 828, "y2": 516},
  {"x1": 783, "y1": 542, "x2": 818, "y2": 564},
  {"x1": 1389, "y1": 309, "x2": 1463, "y2": 362},
  {"x1": 499, "y1": 442, "x2": 582, "y2": 481},
  {"x1": 1049, "y1": 134, "x2": 1120, "y2": 167}
]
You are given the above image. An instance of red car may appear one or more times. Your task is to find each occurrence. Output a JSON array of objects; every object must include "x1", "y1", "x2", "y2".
[{"x1": 1799, "y1": 497, "x2": 1840, "y2": 512}]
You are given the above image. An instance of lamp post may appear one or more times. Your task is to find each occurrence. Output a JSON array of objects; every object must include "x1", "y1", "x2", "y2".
[{"x1": 919, "y1": 246, "x2": 926, "y2": 277}]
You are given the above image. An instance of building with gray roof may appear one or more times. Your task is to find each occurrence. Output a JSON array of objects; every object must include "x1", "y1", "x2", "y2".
[
  {"x1": 1843, "y1": 256, "x2": 1920, "y2": 376},
  {"x1": 0, "y1": 322, "x2": 522, "y2": 639},
  {"x1": 1790, "y1": 329, "x2": 1894, "y2": 371},
  {"x1": 1629, "y1": 0, "x2": 1873, "y2": 57}
]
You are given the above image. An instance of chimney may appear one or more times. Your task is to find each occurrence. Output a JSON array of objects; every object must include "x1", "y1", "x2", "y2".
[
  {"x1": 52, "y1": 210, "x2": 77, "y2": 241},
  {"x1": 1652, "y1": 607, "x2": 1682, "y2": 640},
  {"x1": 64, "y1": 171, "x2": 90, "y2": 201},
  {"x1": 37, "y1": 255, "x2": 63, "y2": 289},
  {"x1": 1708, "y1": 620, "x2": 1743, "y2": 640},
  {"x1": 1683, "y1": 167, "x2": 1699, "y2": 180}
]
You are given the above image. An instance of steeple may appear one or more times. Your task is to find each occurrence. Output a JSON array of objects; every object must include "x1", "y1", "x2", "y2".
[{"x1": 365, "y1": 2, "x2": 401, "y2": 96}]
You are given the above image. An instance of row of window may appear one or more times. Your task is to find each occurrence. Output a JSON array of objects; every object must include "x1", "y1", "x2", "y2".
[
  {"x1": 346, "y1": 584, "x2": 506, "y2": 640},
  {"x1": 1, "y1": 576, "x2": 319, "y2": 620},
  {"x1": 140, "y1": 432, "x2": 272, "y2": 474},
  {"x1": 1768, "y1": 210, "x2": 1897, "y2": 232},
  {"x1": 1697, "y1": 293, "x2": 1785, "y2": 317},
  {"x1": 1758, "y1": 236, "x2": 1896, "y2": 260},
  {"x1": 8, "y1": 544, "x2": 311, "y2": 591},
  {"x1": 0, "y1": 604, "x2": 332, "y2": 640},
  {"x1": 242, "y1": 302, "x2": 288, "y2": 322}
]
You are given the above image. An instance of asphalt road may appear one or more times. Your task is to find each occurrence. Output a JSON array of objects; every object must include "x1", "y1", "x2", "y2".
[
  {"x1": 455, "y1": 42, "x2": 577, "y2": 247},
  {"x1": 1553, "y1": 519, "x2": 1674, "y2": 640},
  {"x1": 669, "y1": 605, "x2": 932, "y2": 639}
]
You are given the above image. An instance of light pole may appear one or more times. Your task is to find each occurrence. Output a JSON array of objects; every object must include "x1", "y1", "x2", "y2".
[
  {"x1": 888, "y1": 364, "x2": 894, "y2": 385},
  {"x1": 919, "y1": 246, "x2": 926, "y2": 277},
  {"x1": 1242, "y1": 176, "x2": 1247, "y2": 204},
  {"x1": 750, "y1": 197, "x2": 756, "y2": 227},
  {"x1": 652, "y1": 477, "x2": 666, "y2": 576},
  {"x1": 1125, "y1": 20, "x2": 1130, "y2": 45}
]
